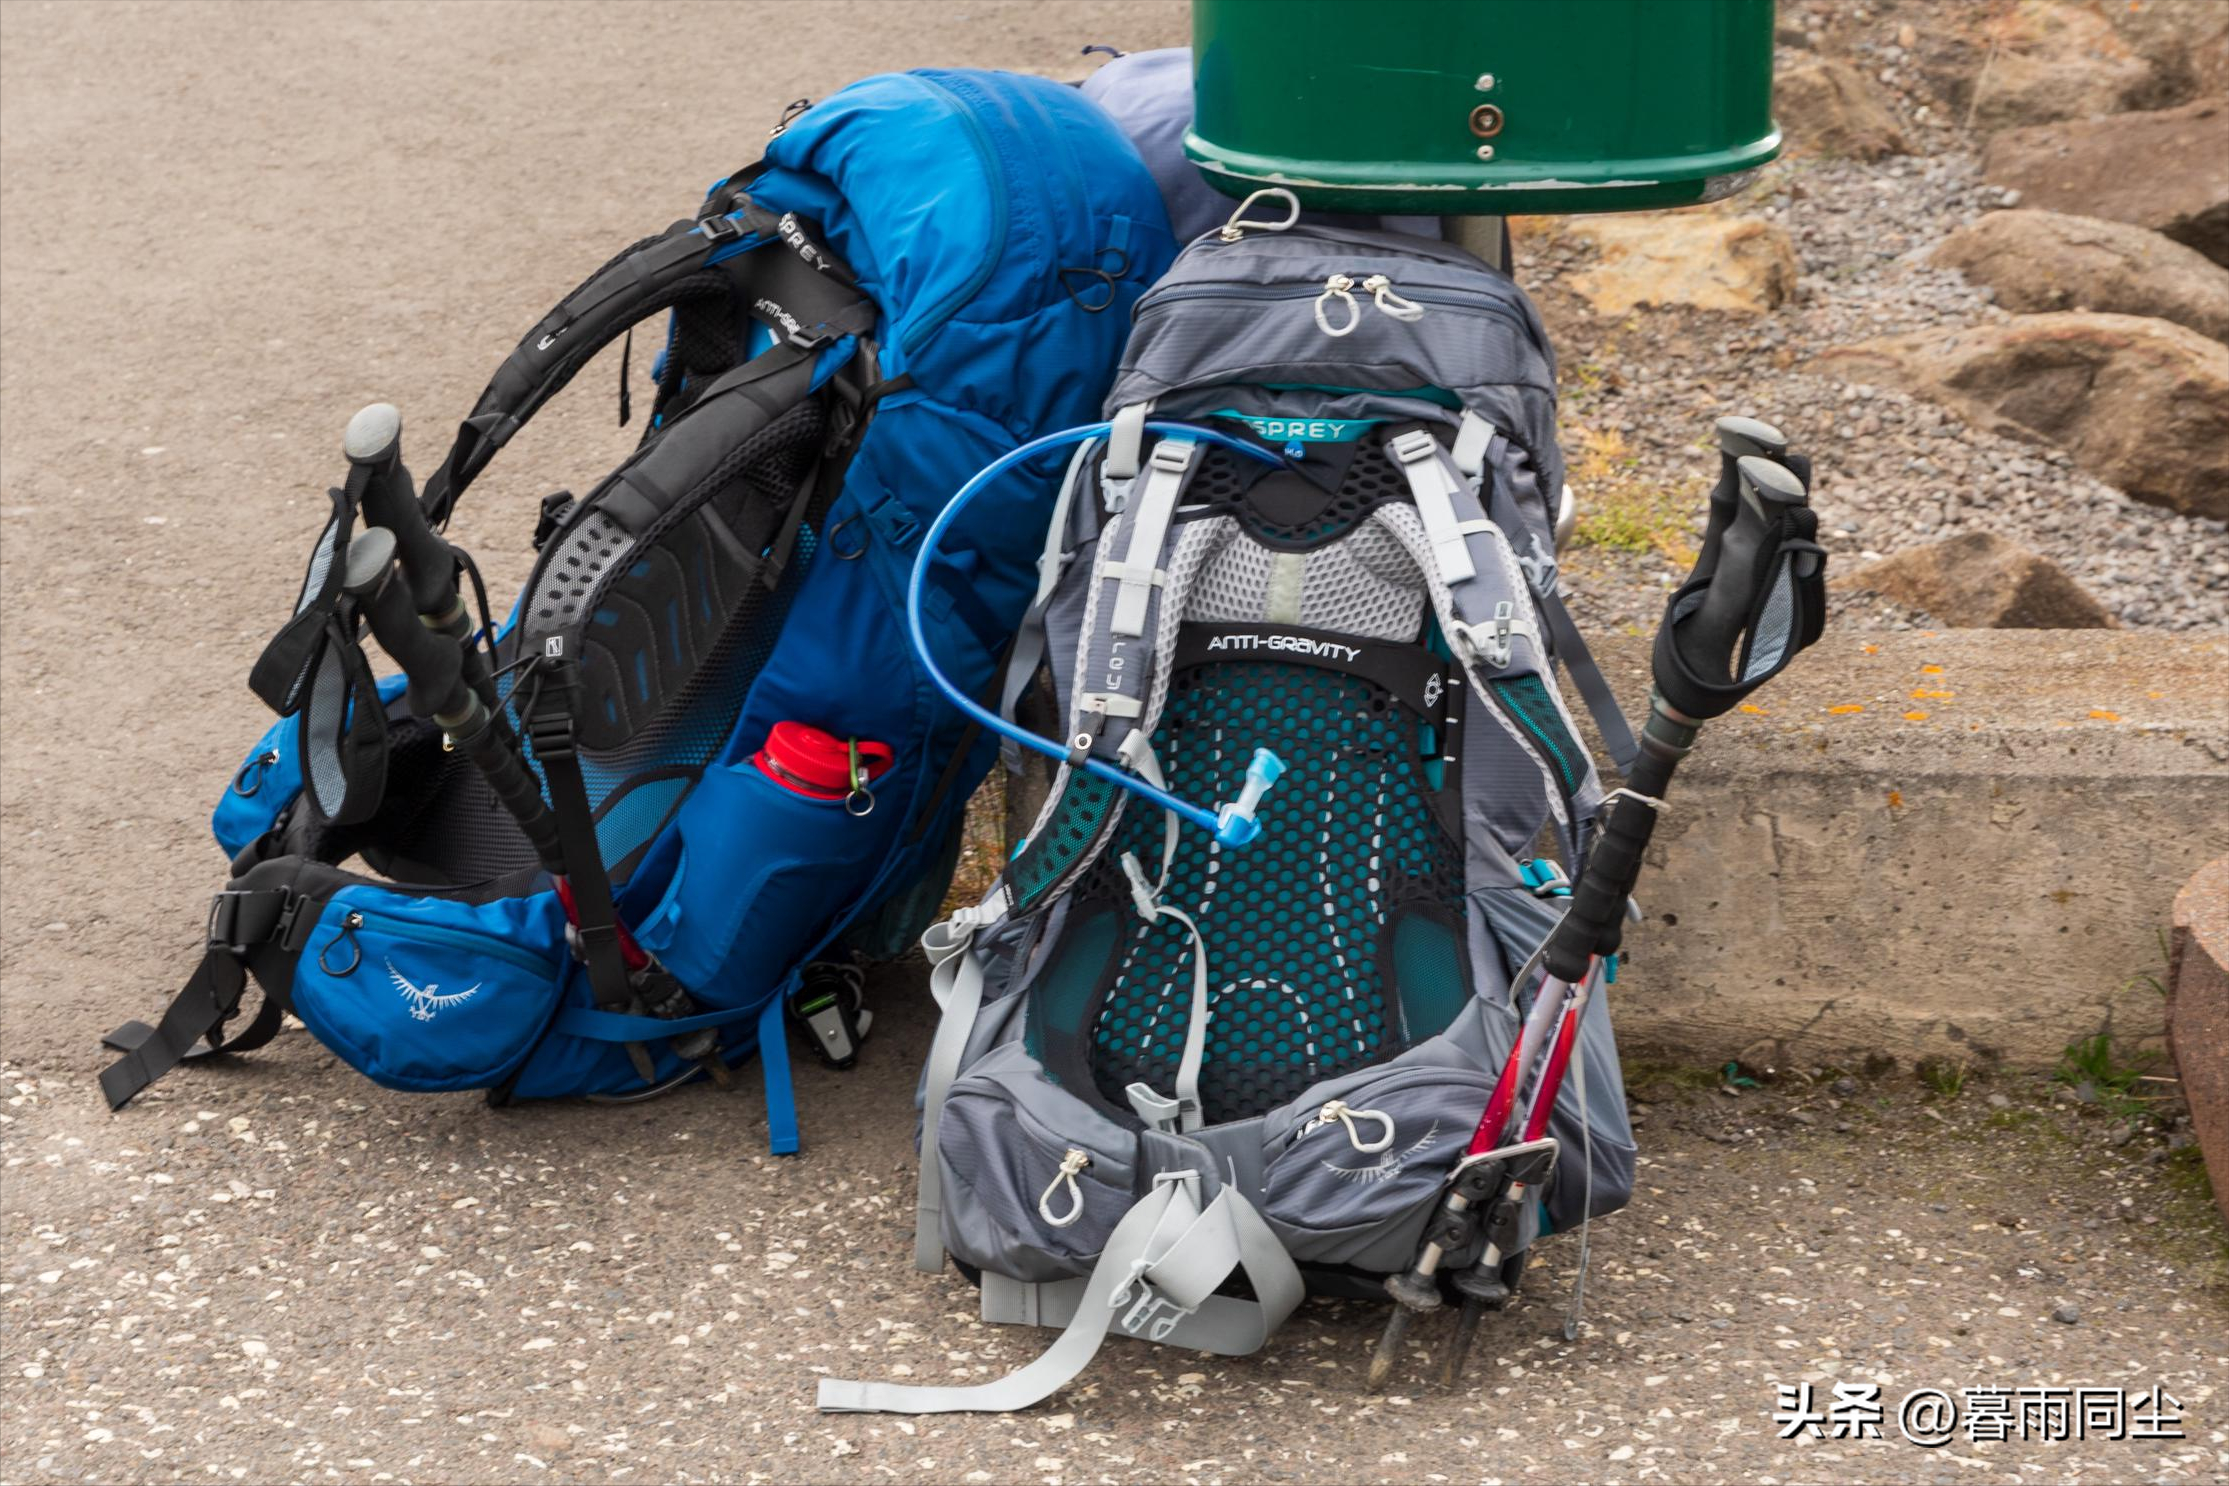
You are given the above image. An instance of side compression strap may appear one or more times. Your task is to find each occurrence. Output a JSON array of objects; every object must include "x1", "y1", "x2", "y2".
[
  {"x1": 825, "y1": 1170, "x2": 1302, "y2": 1414},
  {"x1": 911, "y1": 905, "x2": 998, "y2": 1273},
  {"x1": 1537, "y1": 590, "x2": 1640, "y2": 775}
]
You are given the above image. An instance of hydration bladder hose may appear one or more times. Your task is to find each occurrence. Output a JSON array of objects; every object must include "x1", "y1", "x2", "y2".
[{"x1": 906, "y1": 421, "x2": 1289, "y2": 847}]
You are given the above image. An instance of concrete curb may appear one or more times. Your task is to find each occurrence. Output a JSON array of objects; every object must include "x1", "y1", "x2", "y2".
[{"x1": 1595, "y1": 629, "x2": 2229, "y2": 1069}]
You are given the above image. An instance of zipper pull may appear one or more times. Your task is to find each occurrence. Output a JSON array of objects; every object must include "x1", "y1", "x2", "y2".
[
  {"x1": 1038, "y1": 1148, "x2": 1092, "y2": 1227},
  {"x1": 1315, "y1": 274, "x2": 1361, "y2": 337},
  {"x1": 1363, "y1": 274, "x2": 1425, "y2": 322},
  {"x1": 1217, "y1": 186, "x2": 1301, "y2": 243}
]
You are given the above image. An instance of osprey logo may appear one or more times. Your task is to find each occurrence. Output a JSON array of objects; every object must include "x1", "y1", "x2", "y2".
[
  {"x1": 388, "y1": 960, "x2": 480, "y2": 1023},
  {"x1": 1322, "y1": 1120, "x2": 1442, "y2": 1185},
  {"x1": 1204, "y1": 632, "x2": 1361, "y2": 664},
  {"x1": 1422, "y1": 673, "x2": 1444, "y2": 710}
]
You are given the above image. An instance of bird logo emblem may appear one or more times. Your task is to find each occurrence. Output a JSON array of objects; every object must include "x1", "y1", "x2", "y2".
[{"x1": 388, "y1": 960, "x2": 481, "y2": 1022}]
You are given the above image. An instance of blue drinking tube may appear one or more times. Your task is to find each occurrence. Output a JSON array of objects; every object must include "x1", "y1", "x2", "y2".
[{"x1": 905, "y1": 421, "x2": 1289, "y2": 847}]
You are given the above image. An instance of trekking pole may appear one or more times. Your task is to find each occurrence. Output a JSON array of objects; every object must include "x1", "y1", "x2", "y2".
[
  {"x1": 341, "y1": 527, "x2": 724, "y2": 1086},
  {"x1": 344, "y1": 405, "x2": 503, "y2": 715},
  {"x1": 1366, "y1": 431, "x2": 1827, "y2": 1393}
]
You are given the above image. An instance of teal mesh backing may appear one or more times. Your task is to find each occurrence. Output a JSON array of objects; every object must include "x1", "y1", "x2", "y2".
[
  {"x1": 1011, "y1": 772, "x2": 1120, "y2": 910},
  {"x1": 1077, "y1": 658, "x2": 1465, "y2": 1123},
  {"x1": 1486, "y1": 673, "x2": 1584, "y2": 798}
]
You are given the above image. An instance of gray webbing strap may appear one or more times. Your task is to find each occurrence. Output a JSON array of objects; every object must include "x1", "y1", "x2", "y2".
[
  {"x1": 910, "y1": 909, "x2": 994, "y2": 1274},
  {"x1": 1391, "y1": 429, "x2": 1478, "y2": 585},
  {"x1": 1105, "y1": 400, "x2": 1152, "y2": 484},
  {"x1": 1108, "y1": 439, "x2": 1195, "y2": 637},
  {"x1": 822, "y1": 1174, "x2": 1302, "y2": 1414},
  {"x1": 1114, "y1": 741, "x2": 1208, "y2": 1133},
  {"x1": 1537, "y1": 589, "x2": 1639, "y2": 774},
  {"x1": 1451, "y1": 409, "x2": 1494, "y2": 479}
]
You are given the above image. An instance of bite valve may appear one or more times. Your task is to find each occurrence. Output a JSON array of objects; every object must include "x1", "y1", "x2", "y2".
[{"x1": 1213, "y1": 748, "x2": 1287, "y2": 847}]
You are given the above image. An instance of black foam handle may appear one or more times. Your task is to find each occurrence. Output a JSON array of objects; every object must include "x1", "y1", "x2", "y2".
[
  {"x1": 345, "y1": 529, "x2": 469, "y2": 723},
  {"x1": 1694, "y1": 417, "x2": 1787, "y2": 583},
  {"x1": 1685, "y1": 457, "x2": 1808, "y2": 674},
  {"x1": 1541, "y1": 721, "x2": 1685, "y2": 982},
  {"x1": 346, "y1": 405, "x2": 457, "y2": 619}
]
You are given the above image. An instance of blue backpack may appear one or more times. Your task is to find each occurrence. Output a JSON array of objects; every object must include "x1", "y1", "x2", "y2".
[{"x1": 100, "y1": 70, "x2": 1176, "y2": 1149}]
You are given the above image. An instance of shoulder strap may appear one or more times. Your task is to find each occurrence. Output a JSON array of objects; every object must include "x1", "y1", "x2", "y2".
[{"x1": 420, "y1": 191, "x2": 868, "y2": 526}]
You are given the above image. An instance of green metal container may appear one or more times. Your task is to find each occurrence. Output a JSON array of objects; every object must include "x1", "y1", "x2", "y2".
[{"x1": 1187, "y1": 0, "x2": 1780, "y2": 216}]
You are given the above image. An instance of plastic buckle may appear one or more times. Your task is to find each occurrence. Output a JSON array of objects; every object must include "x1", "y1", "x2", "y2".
[
  {"x1": 526, "y1": 707, "x2": 576, "y2": 762},
  {"x1": 697, "y1": 213, "x2": 746, "y2": 244},
  {"x1": 789, "y1": 973, "x2": 870, "y2": 1069},
  {"x1": 205, "y1": 891, "x2": 248, "y2": 948},
  {"x1": 786, "y1": 323, "x2": 837, "y2": 352}
]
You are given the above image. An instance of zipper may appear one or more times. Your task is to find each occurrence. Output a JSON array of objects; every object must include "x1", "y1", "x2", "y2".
[
  {"x1": 899, "y1": 74, "x2": 1010, "y2": 356},
  {"x1": 338, "y1": 902, "x2": 562, "y2": 980}
]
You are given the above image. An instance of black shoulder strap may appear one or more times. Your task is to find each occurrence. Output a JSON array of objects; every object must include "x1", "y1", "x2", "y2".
[{"x1": 419, "y1": 185, "x2": 866, "y2": 527}]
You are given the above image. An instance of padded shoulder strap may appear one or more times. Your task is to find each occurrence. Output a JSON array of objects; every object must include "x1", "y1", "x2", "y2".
[{"x1": 421, "y1": 193, "x2": 865, "y2": 525}]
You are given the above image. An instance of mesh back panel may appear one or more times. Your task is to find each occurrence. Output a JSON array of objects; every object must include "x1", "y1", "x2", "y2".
[
  {"x1": 1012, "y1": 772, "x2": 1121, "y2": 911},
  {"x1": 1079, "y1": 659, "x2": 1465, "y2": 1122},
  {"x1": 1181, "y1": 436, "x2": 1416, "y2": 549}
]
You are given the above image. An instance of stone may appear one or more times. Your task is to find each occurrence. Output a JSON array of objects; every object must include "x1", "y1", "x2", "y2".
[
  {"x1": 1965, "y1": 1, "x2": 2160, "y2": 129},
  {"x1": 1808, "y1": 313, "x2": 2229, "y2": 520},
  {"x1": 1564, "y1": 212, "x2": 1799, "y2": 315},
  {"x1": 1775, "y1": 55, "x2": 1909, "y2": 160},
  {"x1": 2051, "y1": 1303, "x2": 2081, "y2": 1325},
  {"x1": 2104, "y1": 0, "x2": 2229, "y2": 110},
  {"x1": 1849, "y1": 534, "x2": 2116, "y2": 629},
  {"x1": 2167, "y1": 856, "x2": 2229, "y2": 1228},
  {"x1": 1983, "y1": 100, "x2": 2229, "y2": 268},
  {"x1": 1931, "y1": 210, "x2": 2229, "y2": 345}
]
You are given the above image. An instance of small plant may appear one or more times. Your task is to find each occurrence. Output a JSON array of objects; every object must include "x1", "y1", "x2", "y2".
[
  {"x1": 2054, "y1": 1031, "x2": 2161, "y2": 1121},
  {"x1": 1917, "y1": 1056, "x2": 1970, "y2": 1098},
  {"x1": 1566, "y1": 426, "x2": 1699, "y2": 563}
]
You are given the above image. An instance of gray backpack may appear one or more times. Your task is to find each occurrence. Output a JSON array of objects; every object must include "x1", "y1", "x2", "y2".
[{"x1": 823, "y1": 193, "x2": 1639, "y2": 1414}]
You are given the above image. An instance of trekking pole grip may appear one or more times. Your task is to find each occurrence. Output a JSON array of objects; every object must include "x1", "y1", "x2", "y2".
[{"x1": 1540, "y1": 703, "x2": 1694, "y2": 982}]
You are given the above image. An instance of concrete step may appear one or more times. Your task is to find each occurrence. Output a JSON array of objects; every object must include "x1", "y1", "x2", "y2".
[
  {"x1": 2169, "y1": 855, "x2": 2228, "y2": 1226},
  {"x1": 1593, "y1": 628, "x2": 2229, "y2": 1070}
]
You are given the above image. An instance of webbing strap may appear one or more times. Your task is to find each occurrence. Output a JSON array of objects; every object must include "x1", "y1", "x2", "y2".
[
  {"x1": 997, "y1": 441, "x2": 1099, "y2": 739},
  {"x1": 1391, "y1": 429, "x2": 1477, "y2": 585},
  {"x1": 1451, "y1": 409, "x2": 1494, "y2": 479},
  {"x1": 1537, "y1": 590, "x2": 1639, "y2": 774},
  {"x1": 1110, "y1": 439, "x2": 1195, "y2": 637},
  {"x1": 100, "y1": 890, "x2": 296, "y2": 1110},
  {"x1": 759, "y1": 993, "x2": 799, "y2": 1156},
  {"x1": 822, "y1": 1173, "x2": 1302, "y2": 1414},
  {"x1": 911, "y1": 911, "x2": 990, "y2": 1273}
]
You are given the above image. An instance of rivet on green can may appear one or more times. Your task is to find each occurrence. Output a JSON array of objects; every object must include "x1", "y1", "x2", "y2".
[{"x1": 1185, "y1": 0, "x2": 1782, "y2": 217}]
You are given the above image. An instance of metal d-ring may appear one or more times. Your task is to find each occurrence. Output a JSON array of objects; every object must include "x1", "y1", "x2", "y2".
[
  {"x1": 318, "y1": 911, "x2": 363, "y2": 976},
  {"x1": 843, "y1": 735, "x2": 875, "y2": 816},
  {"x1": 827, "y1": 514, "x2": 866, "y2": 560}
]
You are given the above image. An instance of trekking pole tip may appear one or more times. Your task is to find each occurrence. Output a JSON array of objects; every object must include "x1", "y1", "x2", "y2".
[{"x1": 344, "y1": 402, "x2": 403, "y2": 465}]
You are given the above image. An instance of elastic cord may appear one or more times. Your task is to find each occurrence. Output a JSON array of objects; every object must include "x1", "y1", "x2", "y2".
[{"x1": 905, "y1": 421, "x2": 1282, "y2": 836}]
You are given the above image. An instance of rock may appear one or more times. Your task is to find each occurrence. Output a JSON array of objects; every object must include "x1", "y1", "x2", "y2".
[
  {"x1": 1965, "y1": 1, "x2": 2160, "y2": 129},
  {"x1": 1988, "y1": 1092, "x2": 2013, "y2": 1109},
  {"x1": 1564, "y1": 212, "x2": 1799, "y2": 315},
  {"x1": 2167, "y1": 856, "x2": 2229, "y2": 1227},
  {"x1": 1849, "y1": 534, "x2": 2115, "y2": 629},
  {"x1": 1931, "y1": 210, "x2": 2229, "y2": 345},
  {"x1": 2104, "y1": 0, "x2": 2229, "y2": 109},
  {"x1": 1831, "y1": 1076, "x2": 1860, "y2": 1098},
  {"x1": 1808, "y1": 314, "x2": 2229, "y2": 520},
  {"x1": 1775, "y1": 55, "x2": 1909, "y2": 160},
  {"x1": 1983, "y1": 101, "x2": 2229, "y2": 268},
  {"x1": 2051, "y1": 1302, "x2": 2081, "y2": 1325}
]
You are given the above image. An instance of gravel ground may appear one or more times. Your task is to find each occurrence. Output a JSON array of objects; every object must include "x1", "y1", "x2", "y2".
[
  {"x1": 1537, "y1": 40, "x2": 2229, "y2": 638},
  {"x1": 4, "y1": 985, "x2": 2225, "y2": 1485}
]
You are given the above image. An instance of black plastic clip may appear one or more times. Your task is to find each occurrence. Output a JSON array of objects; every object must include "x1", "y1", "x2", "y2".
[{"x1": 788, "y1": 964, "x2": 870, "y2": 1070}]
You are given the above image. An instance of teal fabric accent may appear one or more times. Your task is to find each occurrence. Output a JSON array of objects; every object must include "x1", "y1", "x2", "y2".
[
  {"x1": 1024, "y1": 905, "x2": 1121, "y2": 1073},
  {"x1": 1489, "y1": 673, "x2": 1585, "y2": 797},
  {"x1": 1390, "y1": 912, "x2": 1469, "y2": 1042},
  {"x1": 1011, "y1": 773, "x2": 1119, "y2": 910}
]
